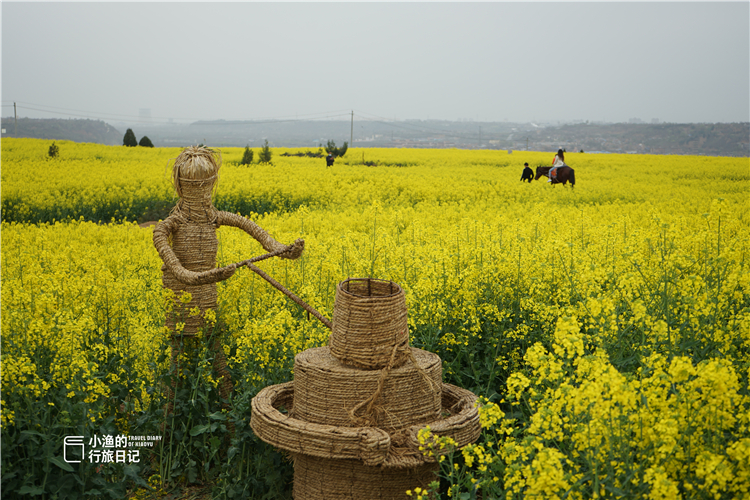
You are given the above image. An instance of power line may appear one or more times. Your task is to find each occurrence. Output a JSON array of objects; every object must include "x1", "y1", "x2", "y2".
[
  {"x1": 353, "y1": 110, "x2": 485, "y2": 142},
  {"x1": 2, "y1": 101, "x2": 355, "y2": 126},
  {"x1": 12, "y1": 105, "x2": 161, "y2": 123},
  {"x1": 4, "y1": 101, "x2": 173, "y2": 122},
  {"x1": 195, "y1": 112, "x2": 352, "y2": 126}
]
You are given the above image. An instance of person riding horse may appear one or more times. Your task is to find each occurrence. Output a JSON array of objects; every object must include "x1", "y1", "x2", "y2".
[
  {"x1": 549, "y1": 149, "x2": 567, "y2": 183},
  {"x1": 534, "y1": 151, "x2": 576, "y2": 187}
]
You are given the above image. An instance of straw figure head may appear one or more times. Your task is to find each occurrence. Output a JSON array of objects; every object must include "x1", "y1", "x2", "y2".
[
  {"x1": 170, "y1": 146, "x2": 222, "y2": 222},
  {"x1": 171, "y1": 146, "x2": 222, "y2": 198}
]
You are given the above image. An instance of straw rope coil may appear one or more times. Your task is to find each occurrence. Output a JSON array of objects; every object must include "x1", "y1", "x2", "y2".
[
  {"x1": 250, "y1": 379, "x2": 481, "y2": 468},
  {"x1": 330, "y1": 278, "x2": 410, "y2": 369},
  {"x1": 250, "y1": 382, "x2": 391, "y2": 466}
]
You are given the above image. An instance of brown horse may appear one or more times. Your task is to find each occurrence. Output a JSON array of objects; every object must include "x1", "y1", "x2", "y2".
[{"x1": 535, "y1": 166, "x2": 576, "y2": 187}]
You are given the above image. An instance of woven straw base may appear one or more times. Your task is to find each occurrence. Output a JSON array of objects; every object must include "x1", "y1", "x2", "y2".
[
  {"x1": 292, "y1": 453, "x2": 437, "y2": 500},
  {"x1": 250, "y1": 380, "x2": 482, "y2": 468},
  {"x1": 250, "y1": 381, "x2": 391, "y2": 466},
  {"x1": 294, "y1": 346, "x2": 441, "y2": 431}
]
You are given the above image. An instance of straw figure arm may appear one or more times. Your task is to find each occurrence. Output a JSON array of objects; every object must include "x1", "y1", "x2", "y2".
[
  {"x1": 216, "y1": 211, "x2": 304, "y2": 260},
  {"x1": 153, "y1": 216, "x2": 236, "y2": 286}
]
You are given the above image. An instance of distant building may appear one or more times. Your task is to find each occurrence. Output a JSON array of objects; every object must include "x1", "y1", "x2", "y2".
[{"x1": 139, "y1": 109, "x2": 152, "y2": 123}]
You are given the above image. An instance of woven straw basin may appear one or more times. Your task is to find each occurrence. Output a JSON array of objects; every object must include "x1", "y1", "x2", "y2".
[
  {"x1": 294, "y1": 346, "x2": 441, "y2": 431},
  {"x1": 250, "y1": 380, "x2": 481, "y2": 469},
  {"x1": 330, "y1": 278, "x2": 410, "y2": 369}
]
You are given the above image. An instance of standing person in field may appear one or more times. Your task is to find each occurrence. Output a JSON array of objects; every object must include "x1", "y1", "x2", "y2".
[
  {"x1": 153, "y1": 146, "x2": 304, "y2": 411},
  {"x1": 549, "y1": 148, "x2": 567, "y2": 183},
  {"x1": 326, "y1": 151, "x2": 335, "y2": 167},
  {"x1": 520, "y1": 162, "x2": 534, "y2": 183}
]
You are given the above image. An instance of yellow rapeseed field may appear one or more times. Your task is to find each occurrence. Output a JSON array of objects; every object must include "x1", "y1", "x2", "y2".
[{"x1": 1, "y1": 138, "x2": 749, "y2": 499}]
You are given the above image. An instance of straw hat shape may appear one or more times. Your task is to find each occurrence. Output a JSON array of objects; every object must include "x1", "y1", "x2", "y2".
[{"x1": 171, "y1": 146, "x2": 221, "y2": 197}]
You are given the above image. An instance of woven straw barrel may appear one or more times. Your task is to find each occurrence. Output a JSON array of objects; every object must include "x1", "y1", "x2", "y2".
[
  {"x1": 293, "y1": 347, "x2": 441, "y2": 431},
  {"x1": 250, "y1": 276, "x2": 483, "y2": 499},
  {"x1": 292, "y1": 454, "x2": 436, "y2": 500},
  {"x1": 329, "y1": 278, "x2": 409, "y2": 369}
]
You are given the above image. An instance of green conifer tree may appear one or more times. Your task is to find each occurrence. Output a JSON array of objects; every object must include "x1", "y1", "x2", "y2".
[
  {"x1": 240, "y1": 145, "x2": 254, "y2": 165},
  {"x1": 325, "y1": 140, "x2": 348, "y2": 157},
  {"x1": 258, "y1": 140, "x2": 272, "y2": 164},
  {"x1": 123, "y1": 129, "x2": 138, "y2": 147},
  {"x1": 47, "y1": 142, "x2": 59, "y2": 158}
]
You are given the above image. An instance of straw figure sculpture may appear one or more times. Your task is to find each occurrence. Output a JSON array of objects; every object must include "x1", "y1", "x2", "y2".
[
  {"x1": 153, "y1": 146, "x2": 304, "y2": 412},
  {"x1": 251, "y1": 278, "x2": 482, "y2": 499}
]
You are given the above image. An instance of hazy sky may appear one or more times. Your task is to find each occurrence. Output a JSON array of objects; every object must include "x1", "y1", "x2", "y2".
[{"x1": 2, "y1": 1, "x2": 748, "y2": 125}]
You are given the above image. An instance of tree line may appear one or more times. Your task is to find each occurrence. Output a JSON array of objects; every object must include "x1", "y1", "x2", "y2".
[{"x1": 123, "y1": 128, "x2": 153, "y2": 148}]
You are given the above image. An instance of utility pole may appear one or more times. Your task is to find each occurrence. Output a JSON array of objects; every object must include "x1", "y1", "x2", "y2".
[
  {"x1": 14, "y1": 102, "x2": 17, "y2": 137},
  {"x1": 350, "y1": 110, "x2": 354, "y2": 147},
  {"x1": 526, "y1": 137, "x2": 529, "y2": 151}
]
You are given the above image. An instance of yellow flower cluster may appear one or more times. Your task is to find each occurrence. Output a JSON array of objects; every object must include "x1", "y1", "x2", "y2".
[
  {"x1": 476, "y1": 397, "x2": 505, "y2": 430},
  {"x1": 417, "y1": 425, "x2": 458, "y2": 460},
  {"x1": 405, "y1": 486, "x2": 430, "y2": 500},
  {"x1": 499, "y1": 316, "x2": 750, "y2": 499},
  {"x1": 1, "y1": 220, "x2": 166, "y2": 418},
  {"x1": 1, "y1": 139, "x2": 748, "y2": 498}
]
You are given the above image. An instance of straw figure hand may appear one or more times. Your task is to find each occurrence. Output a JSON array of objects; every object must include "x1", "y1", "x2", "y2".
[{"x1": 282, "y1": 238, "x2": 305, "y2": 260}]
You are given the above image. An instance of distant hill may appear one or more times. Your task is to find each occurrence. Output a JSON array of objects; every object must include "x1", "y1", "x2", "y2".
[
  {"x1": 1, "y1": 117, "x2": 122, "y2": 145},
  {"x1": 146, "y1": 119, "x2": 749, "y2": 156},
  {"x1": 2, "y1": 117, "x2": 748, "y2": 156},
  {"x1": 530, "y1": 122, "x2": 750, "y2": 157}
]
